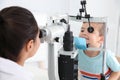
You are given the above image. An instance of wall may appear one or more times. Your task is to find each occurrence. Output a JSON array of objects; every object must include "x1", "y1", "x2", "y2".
[
  {"x1": 115, "y1": 0, "x2": 120, "y2": 55},
  {"x1": 0, "y1": 0, "x2": 69, "y2": 14}
]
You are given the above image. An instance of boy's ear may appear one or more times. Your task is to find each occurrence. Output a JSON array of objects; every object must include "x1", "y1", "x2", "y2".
[{"x1": 99, "y1": 36, "x2": 104, "y2": 44}]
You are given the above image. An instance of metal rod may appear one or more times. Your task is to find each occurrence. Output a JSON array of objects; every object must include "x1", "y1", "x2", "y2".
[
  {"x1": 48, "y1": 43, "x2": 56, "y2": 80},
  {"x1": 102, "y1": 22, "x2": 107, "y2": 75}
]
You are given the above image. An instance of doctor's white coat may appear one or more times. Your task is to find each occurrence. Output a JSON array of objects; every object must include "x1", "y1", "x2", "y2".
[{"x1": 0, "y1": 57, "x2": 33, "y2": 80}]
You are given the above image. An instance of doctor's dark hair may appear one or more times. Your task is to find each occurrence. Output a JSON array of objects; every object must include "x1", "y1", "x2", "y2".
[{"x1": 0, "y1": 6, "x2": 39, "y2": 62}]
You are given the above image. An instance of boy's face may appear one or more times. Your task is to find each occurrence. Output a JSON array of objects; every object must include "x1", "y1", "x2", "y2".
[{"x1": 79, "y1": 22, "x2": 104, "y2": 48}]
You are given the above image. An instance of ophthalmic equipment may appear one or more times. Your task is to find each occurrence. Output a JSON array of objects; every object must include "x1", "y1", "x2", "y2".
[
  {"x1": 40, "y1": 17, "x2": 87, "y2": 80},
  {"x1": 40, "y1": 0, "x2": 107, "y2": 80}
]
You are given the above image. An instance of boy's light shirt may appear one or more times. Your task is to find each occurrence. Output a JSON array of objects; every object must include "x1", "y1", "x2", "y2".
[
  {"x1": 0, "y1": 57, "x2": 33, "y2": 80},
  {"x1": 78, "y1": 50, "x2": 120, "y2": 80}
]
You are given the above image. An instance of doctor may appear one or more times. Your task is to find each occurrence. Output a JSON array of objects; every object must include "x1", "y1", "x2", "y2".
[{"x1": 0, "y1": 6, "x2": 40, "y2": 80}]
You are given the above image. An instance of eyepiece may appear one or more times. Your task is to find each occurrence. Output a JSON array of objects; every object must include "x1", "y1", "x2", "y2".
[{"x1": 87, "y1": 26, "x2": 94, "y2": 33}]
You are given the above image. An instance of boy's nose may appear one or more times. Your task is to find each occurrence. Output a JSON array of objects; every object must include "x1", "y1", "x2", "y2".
[
  {"x1": 80, "y1": 31, "x2": 89, "y2": 39},
  {"x1": 80, "y1": 33, "x2": 87, "y2": 38},
  {"x1": 83, "y1": 30, "x2": 89, "y2": 35}
]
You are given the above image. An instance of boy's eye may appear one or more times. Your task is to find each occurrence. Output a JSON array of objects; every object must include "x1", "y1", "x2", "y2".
[{"x1": 81, "y1": 29, "x2": 84, "y2": 32}]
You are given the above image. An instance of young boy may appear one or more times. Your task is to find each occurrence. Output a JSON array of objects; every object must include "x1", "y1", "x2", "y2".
[{"x1": 78, "y1": 20, "x2": 120, "y2": 80}]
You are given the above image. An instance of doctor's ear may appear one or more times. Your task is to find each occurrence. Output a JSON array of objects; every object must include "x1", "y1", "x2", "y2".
[{"x1": 26, "y1": 40, "x2": 34, "y2": 52}]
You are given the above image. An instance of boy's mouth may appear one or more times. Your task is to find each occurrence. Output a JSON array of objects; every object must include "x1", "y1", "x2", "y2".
[
  {"x1": 80, "y1": 36, "x2": 89, "y2": 44},
  {"x1": 81, "y1": 36, "x2": 89, "y2": 40},
  {"x1": 87, "y1": 43, "x2": 90, "y2": 47},
  {"x1": 86, "y1": 38, "x2": 89, "y2": 40},
  {"x1": 84, "y1": 37, "x2": 89, "y2": 42},
  {"x1": 84, "y1": 37, "x2": 90, "y2": 47}
]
